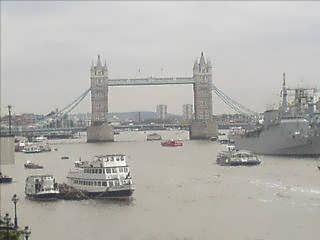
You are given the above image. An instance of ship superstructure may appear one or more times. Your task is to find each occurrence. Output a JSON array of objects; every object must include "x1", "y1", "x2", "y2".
[{"x1": 232, "y1": 73, "x2": 320, "y2": 156}]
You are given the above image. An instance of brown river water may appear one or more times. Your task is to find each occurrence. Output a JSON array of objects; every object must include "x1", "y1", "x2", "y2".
[{"x1": 1, "y1": 130, "x2": 320, "y2": 240}]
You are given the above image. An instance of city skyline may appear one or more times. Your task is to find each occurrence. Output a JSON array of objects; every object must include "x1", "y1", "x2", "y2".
[{"x1": 1, "y1": 1, "x2": 320, "y2": 116}]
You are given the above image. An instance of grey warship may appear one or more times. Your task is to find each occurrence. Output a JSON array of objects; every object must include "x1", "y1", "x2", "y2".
[{"x1": 232, "y1": 73, "x2": 320, "y2": 156}]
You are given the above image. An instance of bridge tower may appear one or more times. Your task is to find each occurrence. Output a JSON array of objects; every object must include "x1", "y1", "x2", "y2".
[
  {"x1": 190, "y1": 52, "x2": 218, "y2": 139},
  {"x1": 87, "y1": 55, "x2": 114, "y2": 142}
]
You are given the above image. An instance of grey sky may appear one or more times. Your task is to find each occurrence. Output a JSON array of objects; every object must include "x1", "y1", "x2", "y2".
[{"x1": 1, "y1": 1, "x2": 320, "y2": 116}]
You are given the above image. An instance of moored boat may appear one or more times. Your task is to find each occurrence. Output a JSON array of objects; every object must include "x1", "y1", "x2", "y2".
[
  {"x1": 61, "y1": 156, "x2": 69, "y2": 160},
  {"x1": 24, "y1": 161, "x2": 43, "y2": 169},
  {"x1": 161, "y1": 139, "x2": 183, "y2": 147},
  {"x1": 22, "y1": 142, "x2": 51, "y2": 153},
  {"x1": 66, "y1": 154, "x2": 134, "y2": 199},
  {"x1": 25, "y1": 175, "x2": 60, "y2": 200},
  {"x1": 23, "y1": 144, "x2": 41, "y2": 153}
]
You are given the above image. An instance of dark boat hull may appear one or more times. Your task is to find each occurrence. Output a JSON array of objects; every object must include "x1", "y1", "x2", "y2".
[
  {"x1": 228, "y1": 161, "x2": 261, "y2": 166},
  {"x1": 0, "y1": 177, "x2": 13, "y2": 183},
  {"x1": 26, "y1": 193, "x2": 60, "y2": 201},
  {"x1": 86, "y1": 189, "x2": 134, "y2": 199},
  {"x1": 24, "y1": 165, "x2": 43, "y2": 169}
]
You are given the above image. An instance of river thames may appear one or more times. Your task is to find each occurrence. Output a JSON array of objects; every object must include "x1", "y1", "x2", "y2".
[{"x1": 1, "y1": 130, "x2": 320, "y2": 240}]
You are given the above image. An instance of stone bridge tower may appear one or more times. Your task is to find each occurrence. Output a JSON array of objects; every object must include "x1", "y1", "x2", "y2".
[
  {"x1": 87, "y1": 55, "x2": 114, "y2": 142},
  {"x1": 190, "y1": 52, "x2": 218, "y2": 139}
]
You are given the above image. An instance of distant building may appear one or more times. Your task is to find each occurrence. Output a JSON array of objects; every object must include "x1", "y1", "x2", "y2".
[
  {"x1": 182, "y1": 104, "x2": 193, "y2": 121},
  {"x1": 1, "y1": 113, "x2": 37, "y2": 127},
  {"x1": 156, "y1": 104, "x2": 167, "y2": 120}
]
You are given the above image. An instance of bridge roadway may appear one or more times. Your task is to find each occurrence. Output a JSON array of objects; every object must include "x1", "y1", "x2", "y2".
[
  {"x1": 108, "y1": 77, "x2": 195, "y2": 86},
  {"x1": 3, "y1": 123, "x2": 253, "y2": 137},
  {"x1": 5, "y1": 123, "x2": 191, "y2": 136}
]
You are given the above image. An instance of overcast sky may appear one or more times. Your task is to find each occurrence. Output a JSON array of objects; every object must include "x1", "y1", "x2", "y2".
[{"x1": 1, "y1": 1, "x2": 320, "y2": 116}]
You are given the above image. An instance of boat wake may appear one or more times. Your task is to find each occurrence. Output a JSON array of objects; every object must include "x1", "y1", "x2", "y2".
[{"x1": 249, "y1": 179, "x2": 320, "y2": 196}]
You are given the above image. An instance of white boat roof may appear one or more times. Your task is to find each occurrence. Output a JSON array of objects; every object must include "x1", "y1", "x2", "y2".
[
  {"x1": 80, "y1": 154, "x2": 128, "y2": 168},
  {"x1": 94, "y1": 154, "x2": 126, "y2": 158},
  {"x1": 232, "y1": 150, "x2": 256, "y2": 155},
  {"x1": 26, "y1": 175, "x2": 55, "y2": 180}
]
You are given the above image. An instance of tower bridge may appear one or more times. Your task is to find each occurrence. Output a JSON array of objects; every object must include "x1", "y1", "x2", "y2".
[{"x1": 88, "y1": 52, "x2": 218, "y2": 142}]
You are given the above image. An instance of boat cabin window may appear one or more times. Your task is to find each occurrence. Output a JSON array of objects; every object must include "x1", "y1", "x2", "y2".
[
  {"x1": 114, "y1": 180, "x2": 119, "y2": 186},
  {"x1": 99, "y1": 169, "x2": 102, "y2": 174},
  {"x1": 102, "y1": 181, "x2": 108, "y2": 186},
  {"x1": 121, "y1": 156, "x2": 125, "y2": 161},
  {"x1": 124, "y1": 167, "x2": 128, "y2": 173},
  {"x1": 105, "y1": 168, "x2": 111, "y2": 174},
  {"x1": 119, "y1": 167, "x2": 123, "y2": 173},
  {"x1": 112, "y1": 168, "x2": 117, "y2": 173},
  {"x1": 109, "y1": 181, "x2": 114, "y2": 187},
  {"x1": 98, "y1": 181, "x2": 101, "y2": 186}
]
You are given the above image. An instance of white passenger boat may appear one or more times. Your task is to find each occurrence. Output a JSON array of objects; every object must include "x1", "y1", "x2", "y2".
[
  {"x1": 25, "y1": 175, "x2": 60, "y2": 200},
  {"x1": 23, "y1": 144, "x2": 41, "y2": 153},
  {"x1": 66, "y1": 154, "x2": 134, "y2": 199},
  {"x1": 22, "y1": 142, "x2": 51, "y2": 153}
]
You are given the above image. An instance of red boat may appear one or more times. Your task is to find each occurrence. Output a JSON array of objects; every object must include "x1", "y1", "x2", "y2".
[{"x1": 161, "y1": 140, "x2": 183, "y2": 147}]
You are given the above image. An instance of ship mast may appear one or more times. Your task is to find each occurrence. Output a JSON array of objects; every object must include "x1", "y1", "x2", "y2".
[{"x1": 281, "y1": 72, "x2": 288, "y2": 113}]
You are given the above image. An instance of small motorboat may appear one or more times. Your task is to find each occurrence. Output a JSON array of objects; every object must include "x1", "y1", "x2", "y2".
[
  {"x1": 217, "y1": 150, "x2": 261, "y2": 166},
  {"x1": 61, "y1": 156, "x2": 69, "y2": 160},
  {"x1": 161, "y1": 139, "x2": 183, "y2": 147},
  {"x1": 209, "y1": 136, "x2": 217, "y2": 142},
  {"x1": 147, "y1": 133, "x2": 162, "y2": 141},
  {"x1": 24, "y1": 161, "x2": 43, "y2": 169},
  {"x1": 0, "y1": 172, "x2": 13, "y2": 184}
]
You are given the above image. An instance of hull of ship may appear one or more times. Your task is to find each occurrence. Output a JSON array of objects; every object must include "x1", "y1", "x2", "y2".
[
  {"x1": 234, "y1": 135, "x2": 320, "y2": 156},
  {"x1": 86, "y1": 189, "x2": 134, "y2": 199},
  {"x1": 26, "y1": 192, "x2": 60, "y2": 201}
]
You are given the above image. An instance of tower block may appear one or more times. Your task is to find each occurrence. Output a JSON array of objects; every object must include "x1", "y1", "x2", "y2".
[
  {"x1": 190, "y1": 52, "x2": 218, "y2": 139},
  {"x1": 87, "y1": 55, "x2": 114, "y2": 142}
]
